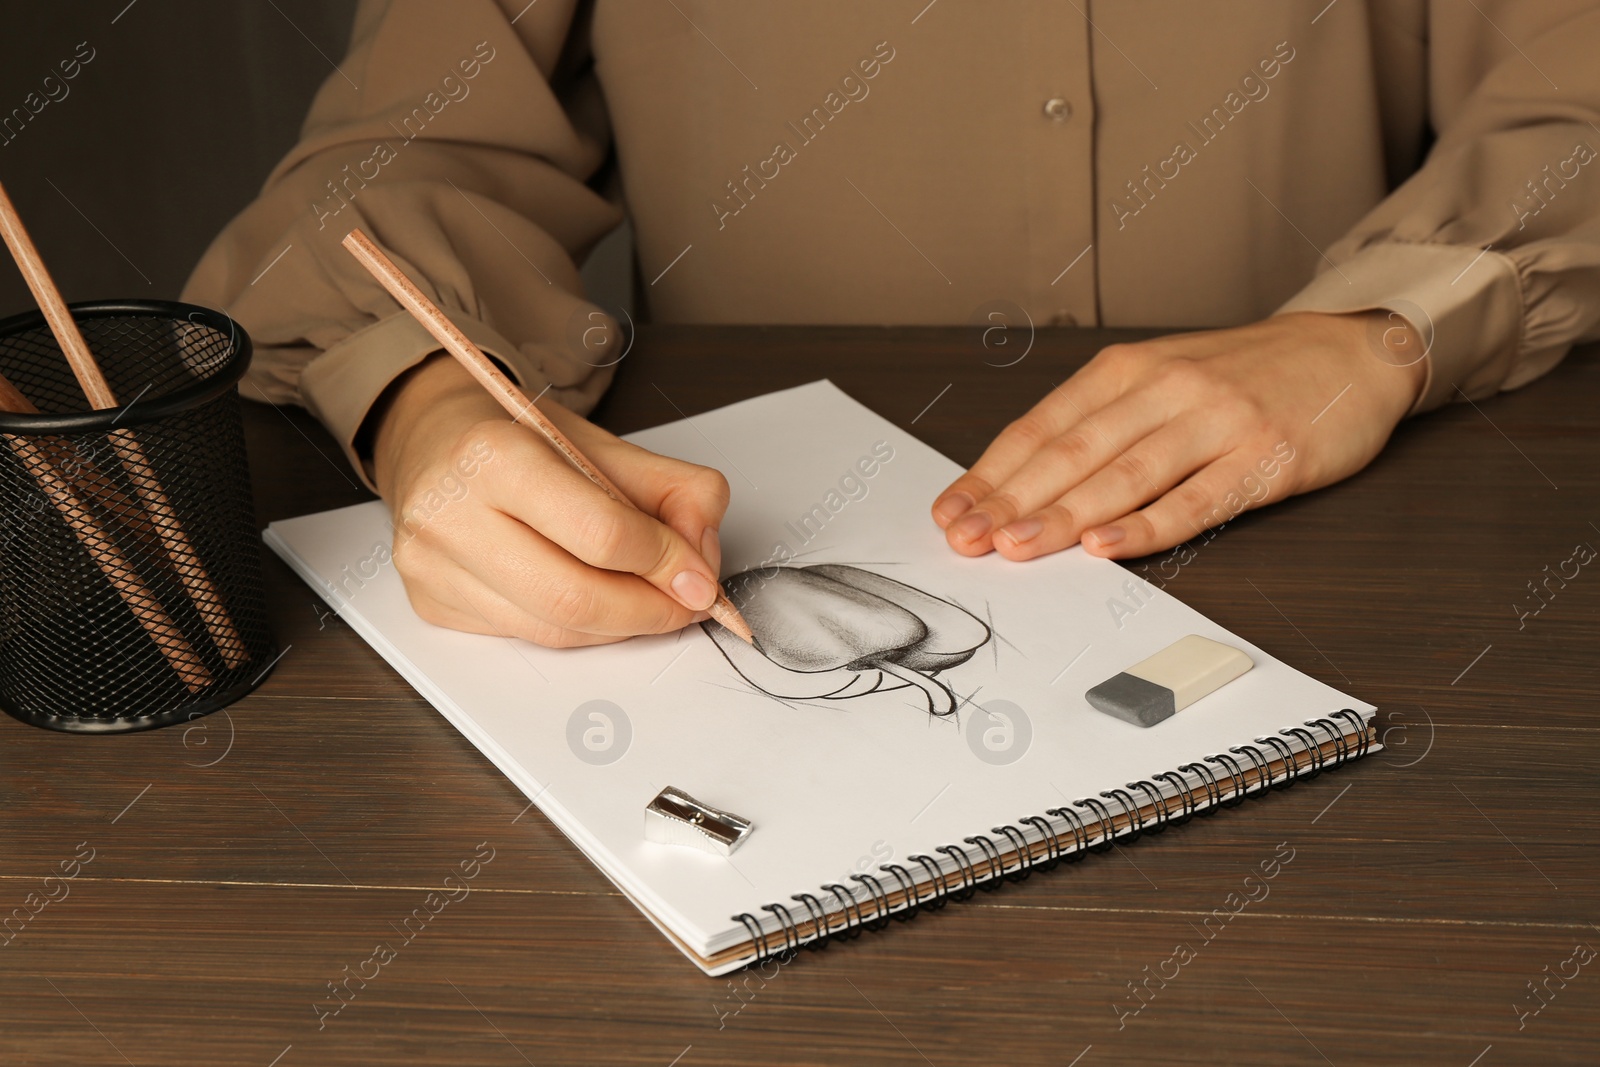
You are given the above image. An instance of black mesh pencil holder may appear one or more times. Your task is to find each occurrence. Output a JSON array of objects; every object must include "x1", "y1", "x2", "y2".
[{"x1": 0, "y1": 300, "x2": 278, "y2": 733}]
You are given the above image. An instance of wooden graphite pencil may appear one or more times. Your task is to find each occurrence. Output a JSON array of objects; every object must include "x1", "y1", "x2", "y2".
[
  {"x1": 0, "y1": 370, "x2": 213, "y2": 691},
  {"x1": 0, "y1": 373, "x2": 163, "y2": 551},
  {"x1": 340, "y1": 227, "x2": 757, "y2": 646},
  {"x1": 0, "y1": 180, "x2": 249, "y2": 670}
]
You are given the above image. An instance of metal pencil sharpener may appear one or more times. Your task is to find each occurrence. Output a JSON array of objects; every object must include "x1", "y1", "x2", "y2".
[{"x1": 644, "y1": 786, "x2": 753, "y2": 857}]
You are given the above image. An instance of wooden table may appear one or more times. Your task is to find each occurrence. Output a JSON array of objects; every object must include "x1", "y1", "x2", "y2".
[{"x1": 4, "y1": 326, "x2": 1597, "y2": 1066}]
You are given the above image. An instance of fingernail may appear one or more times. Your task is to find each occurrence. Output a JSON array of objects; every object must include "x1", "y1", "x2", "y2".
[
  {"x1": 700, "y1": 526, "x2": 722, "y2": 576},
  {"x1": 1086, "y1": 525, "x2": 1125, "y2": 549},
  {"x1": 998, "y1": 518, "x2": 1043, "y2": 545},
  {"x1": 934, "y1": 492, "x2": 975, "y2": 525},
  {"x1": 671, "y1": 570, "x2": 718, "y2": 611},
  {"x1": 950, "y1": 511, "x2": 992, "y2": 542}
]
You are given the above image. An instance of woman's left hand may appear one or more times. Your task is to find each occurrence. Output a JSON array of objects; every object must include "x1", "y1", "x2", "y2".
[{"x1": 930, "y1": 311, "x2": 1428, "y2": 561}]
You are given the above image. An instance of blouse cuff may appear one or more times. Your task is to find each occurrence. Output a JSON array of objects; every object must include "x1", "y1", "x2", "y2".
[
  {"x1": 298, "y1": 308, "x2": 543, "y2": 493},
  {"x1": 1274, "y1": 241, "x2": 1525, "y2": 416}
]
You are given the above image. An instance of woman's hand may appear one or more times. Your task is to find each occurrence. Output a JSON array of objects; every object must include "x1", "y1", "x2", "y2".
[
  {"x1": 930, "y1": 311, "x2": 1428, "y2": 560},
  {"x1": 371, "y1": 353, "x2": 730, "y2": 647}
]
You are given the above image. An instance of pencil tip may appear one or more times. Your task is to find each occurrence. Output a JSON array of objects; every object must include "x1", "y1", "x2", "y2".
[{"x1": 710, "y1": 596, "x2": 757, "y2": 646}]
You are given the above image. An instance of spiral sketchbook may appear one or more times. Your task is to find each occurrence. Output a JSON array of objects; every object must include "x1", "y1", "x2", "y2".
[{"x1": 264, "y1": 380, "x2": 1377, "y2": 975}]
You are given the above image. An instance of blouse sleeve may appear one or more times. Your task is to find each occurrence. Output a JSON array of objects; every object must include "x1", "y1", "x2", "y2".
[
  {"x1": 181, "y1": 0, "x2": 624, "y2": 488},
  {"x1": 1276, "y1": 1, "x2": 1600, "y2": 415}
]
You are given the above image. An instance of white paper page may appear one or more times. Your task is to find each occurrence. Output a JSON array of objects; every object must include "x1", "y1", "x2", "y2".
[{"x1": 265, "y1": 380, "x2": 1373, "y2": 973}]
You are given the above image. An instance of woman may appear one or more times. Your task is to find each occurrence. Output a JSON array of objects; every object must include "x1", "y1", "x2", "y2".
[{"x1": 186, "y1": 0, "x2": 1600, "y2": 647}]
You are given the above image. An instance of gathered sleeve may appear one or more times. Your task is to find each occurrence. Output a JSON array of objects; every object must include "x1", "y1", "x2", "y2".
[
  {"x1": 1277, "y1": 1, "x2": 1600, "y2": 415},
  {"x1": 181, "y1": 0, "x2": 624, "y2": 487}
]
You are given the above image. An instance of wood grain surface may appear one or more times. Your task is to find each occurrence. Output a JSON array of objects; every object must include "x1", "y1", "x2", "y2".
[{"x1": 2, "y1": 325, "x2": 1596, "y2": 1066}]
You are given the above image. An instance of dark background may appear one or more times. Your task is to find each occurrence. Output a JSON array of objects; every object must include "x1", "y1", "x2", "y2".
[
  {"x1": 0, "y1": 0, "x2": 631, "y2": 324},
  {"x1": 0, "y1": 1, "x2": 357, "y2": 314}
]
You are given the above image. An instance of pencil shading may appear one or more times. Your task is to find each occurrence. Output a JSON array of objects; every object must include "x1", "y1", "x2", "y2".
[{"x1": 701, "y1": 564, "x2": 992, "y2": 716}]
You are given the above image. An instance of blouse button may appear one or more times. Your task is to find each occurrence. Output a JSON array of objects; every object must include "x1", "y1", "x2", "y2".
[{"x1": 1043, "y1": 97, "x2": 1073, "y2": 123}]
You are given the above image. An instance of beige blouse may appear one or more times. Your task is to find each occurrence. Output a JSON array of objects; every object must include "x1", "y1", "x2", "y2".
[{"x1": 183, "y1": 0, "x2": 1600, "y2": 487}]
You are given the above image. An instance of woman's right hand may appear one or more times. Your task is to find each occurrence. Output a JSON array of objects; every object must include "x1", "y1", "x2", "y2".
[{"x1": 369, "y1": 353, "x2": 731, "y2": 648}]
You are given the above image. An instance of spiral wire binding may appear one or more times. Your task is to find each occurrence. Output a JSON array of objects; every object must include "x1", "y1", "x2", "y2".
[
  {"x1": 1129, "y1": 780, "x2": 1169, "y2": 830},
  {"x1": 761, "y1": 901, "x2": 801, "y2": 956},
  {"x1": 790, "y1": 892, "x2": 829, "y2": 943},
  {"x1": 821, "y1": 882, "x2": 865, "y2": 939},
  {"x1": 1333, "y1": 709, "x2": 1371, "y2": 756},
  {"x1": 1256, "y1": 734, "x2": 1296, "y2": 784},
  {"x1": 1046, "y1": 802, "x2": 1091, "y2": 857},
  {"x1": 735, "y1": 912, "x2": 770, "y2": 959},
  {"x1": 1285, "y1": 727, "x2": 1325, "y2": 774},
  {"x1": 1313, "y1": 719, "x2": 1348, "y2": 762},
  {"x1": 965, "y1": 834, "x2": 1006, "y2": 886},
  {"x1": 849, "y1": 872, "x2": 893, "y2": 930},
  {"x1": 995, "y1": 824, "x2": 1033, "y2": 879},
  {"x1": 1314, "y1": 716, "x2": 1351, "y2": 762},
  {"x1": 1181, "y1": 760, "x2": 1222, "y2": 808},
  {"x1": 1075, "y1": 796, "x2": 1121, "y2": 850},
  {"x1": 936, "y1": 843, "x2": 979, "y2": 899},
  {"x1": 881, "y1": 863, "x2": 921, "y2": 910},
  {"x1": 1018, "y1": 815, "x2": 1060, "y2": 867},
  {"x1": 1153, "y1": 770, "x2": 1195, "y2": 823},
  {"x1": 730, "y1": 712, "x2": 1373, "y2": 966},
  {"x1": 909, "y1": 853, "x2": 951, "y2": 907},
  {"x1": 1206, "y1": 752, "x2": 1249, "y2": 803},
  {"x1": 1230, "y1": 744, "x2": 1270, "y2": 792},
  {"x1": 1103, "y1": 787, "x2": 1144, "y2": 836}
]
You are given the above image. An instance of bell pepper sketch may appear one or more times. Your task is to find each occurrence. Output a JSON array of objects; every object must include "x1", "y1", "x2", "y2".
[{"x1": 701, "y1": 564, "x2": 992, "y2": 716}]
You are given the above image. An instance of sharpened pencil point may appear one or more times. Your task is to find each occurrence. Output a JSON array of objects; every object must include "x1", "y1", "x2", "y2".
[{"x1": 711, "y1": 594, "x2": 756, "y2": 645}]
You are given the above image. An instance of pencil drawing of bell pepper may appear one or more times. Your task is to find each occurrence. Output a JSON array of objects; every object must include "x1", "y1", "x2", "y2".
[{"x1": 701, "y1": 564, "x2": 991, "y2": 716}]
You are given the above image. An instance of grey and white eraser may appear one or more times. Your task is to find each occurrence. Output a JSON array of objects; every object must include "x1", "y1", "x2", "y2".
[{"x1": 1086, "y1": 635, "x2": 1253, "y2": 727}]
